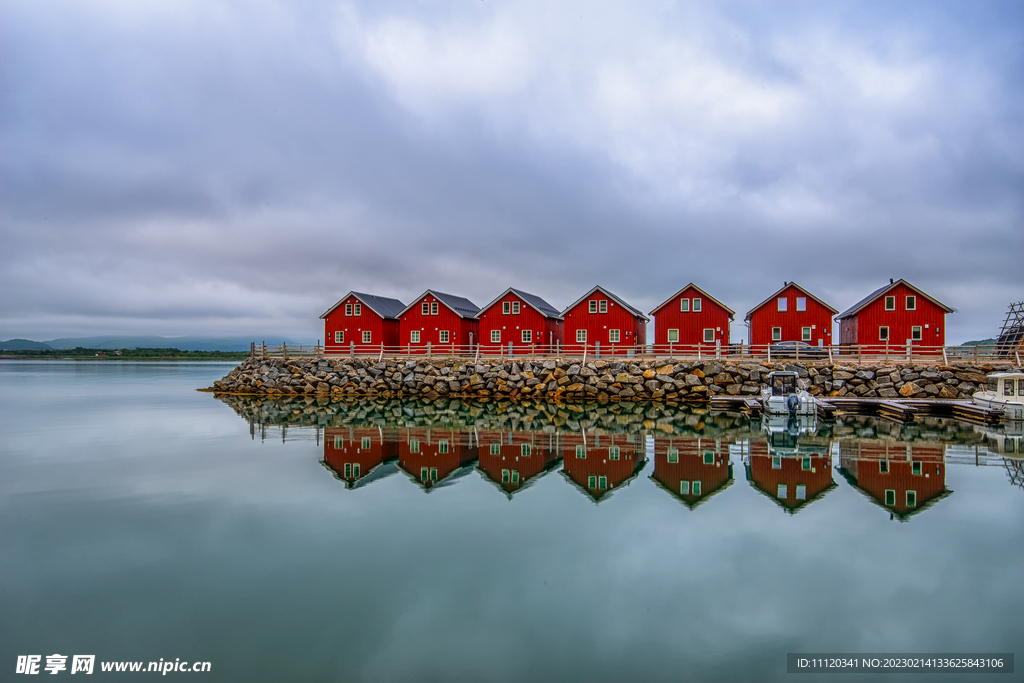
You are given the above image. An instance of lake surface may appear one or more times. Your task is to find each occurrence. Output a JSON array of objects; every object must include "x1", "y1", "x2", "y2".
[{"x1": 1, "y1": 361, "x2": 1021, "y2": 682}]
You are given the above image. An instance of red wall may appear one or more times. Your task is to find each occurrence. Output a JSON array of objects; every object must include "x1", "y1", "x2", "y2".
[
  {"x1": 479, "y1": 292, "x2": 563, "y2": 353},
  {"x1": 747, "y1": 440, "x2": 834, "y2": 511},
  {"x1": 399, "y1": 294, "x2": 480, "y2": 350},
  {"x1": 839, "y1": 441, "x2": 947, "y2": 515},
  {"x1": 323, "y1": 426, "x2": 399, "y2": 485},
  {"x1": 563, "y1": 292, "x2": 646, "y2": 356},
  {"x1": 652, "y1": 286, "x2": 732, "y2": 348},
  {"x1": 397, "y1": 427, "x2": 479, "y2": 489},
  {"x1": 477, "y1": 430, "x2": 561, "y2": 494},
  {"x1": 650, "y1": 436, "x2": 731, "y2": 505},
  {"x1": 748, "y1": 285, "x2": 834, "y2": 348},
  {"x1": 324, "y1": 295, "x2": 399, "y2": 352},
  {"x1": 839, "y1": 283, "x2": 947, "y2": 347},
  {"x1": 561, "y1": 433, "x2": 642, "y2": 501}
]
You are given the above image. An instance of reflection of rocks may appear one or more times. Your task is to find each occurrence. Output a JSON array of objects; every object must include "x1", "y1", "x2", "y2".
[{"x1": 206, "y1": 357, "x2": 992, "y2": 402}]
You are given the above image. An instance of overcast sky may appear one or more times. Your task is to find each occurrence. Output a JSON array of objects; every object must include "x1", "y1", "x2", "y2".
[{"x1": 1, "y1": 0, "x2": 1021, "y2": 344}]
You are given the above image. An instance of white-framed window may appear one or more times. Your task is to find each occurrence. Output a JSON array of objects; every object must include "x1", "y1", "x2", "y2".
[
  {"x1": 501, "y1": 469, "x2": 510, "y2": 483},
  {"x1": 692, "y1": 480, "x2": 701, "y2": 495},
  {"x1": 430, "y1": 302, "x2": 438, "y2": 315},
  {"x1": 879, "y1": 326, "x2": 890, "y2": 342},
  {"x1": 354, "y1": 303, "x2": 361, "y2": 316},
  {"x1": 491, "y1": 329, "x2": 501, "y2": 343},
  {"x1": 576, "y1": 444, "x2": 586, "y2": 458},
  {"x1": 335, "y1": 331, "x2": 344, "y2": 344},
  {"x1": 772, "y1": 455, "x2": 781, "y2": 469},
  {"x1": 802, "y1": 457, "x2": 811, "y2": 470},
  {"x1": 421, "y1": 302, "x2": 430, "y2": 315},
  {"x1": 880, "y1": 459, "x2": 889, "y2": 473},
  {"x1": 353, "y1": 463, "x2": 360, "y2": 477},
  {"x1": 772, "y1": 327, "x2": 782, "y2": 341},
  {"x1": 438, "y1": 440, "x2": 449, "y2": 454},
  {"x1": 906, "y1": 490, "x2": 917, "y2": 507},
  {"x1": 802, "y1": 327, "x2": 812, "y2": 341},
  {"x1": 576, "y1": 329, "x2": 587, "y2": 343},
  {"x1": 512, "y1": 301, "x2": 520, "y2": 314},
  {"x1": 589, "y1": 300, "x2": 598, "y2": 313},
  {"x1": 796, "y1": 297, "x2": 806, "y2": 312},
  {"x1": 334, "y1": 436, "x2": 344, "y2": 448},
  {"x1": 680, "y1": 298, "x2": 690, "y2": 312},
  {"x1": 912, "y1": 461, "x2": 922, "y2": 475},
  {"x1": 345, "y1": 303, "x2": 353, "y2": 316},
  {"x1": 703, "y1": 451, "x2": 714, "y2": 464},
  {"x1": 439, "y1": 330, "x2": 450, "y2": 344},
  {"x1": 522, "y1": 329, "x2": 532, "y2": 343},
  {"x1": 777, "y1": 483, "x2": 788, "y2": 499},
  {"x1": 885, "y1": 296, "x2": 896, "y2": 311},
  {"x1": 429, "y1": 467, "x2": 437, "y2": 481},
  {"x1": 911, "y1": 326, "x2": 922, "y2": 341},
  {"x1": 609, "y1": 445, "x2": 620, "y2": 460},
  {"x1": 778, "y1": 297, "x2": 788, "y2": 312},
  {"x1": 906, "y1": 295, "x2": 916, "y2": 311},
  {"x1": 680, "y1": 480, "x2": 690, "y2": 495},
  {"x1": 421, "y1": 466, "x2": 429, "y2": 481},
  {"x1": 588, "y1": 475, "x2": 597, "y2": 488},
  {"x1": 693, "y1": 298, "x2": 702, "y2": 312},
  {"x1": 521, "y1": 444, "x2": 532, "y2": 456},
  {"x1": 703, "y1": 328, "x2": 714, "y2": 343},
  {"x1": 344, "y1": 463, "x2": 352, "y2": 477},
  {"x1": 503, "y1": 301, "x2": 511, "y2": 314},
  {"x1": 598, "y1": 475, "x2": 608, "y2": 490},
  {"x1": 609, "y1": 329, "x2": 621, "y2": 343},
  {"x1": 489, "y1": 443, "x2": 500, "y2": 455},
  {"x1": 667, "y1": 448, "x2": 679, "y2": 463},
  {"x1": 511, "y1": 470, "x2": 520, "y2": 484},
  {"x1": 361, "y1": 436, "x2": 371, "y2": 449},
  {"x1": 795, "y1": 484, "x2": 806, "y2": 500},
  {"x1": 410, "y1": 330, "x2": 421, "y2": 343},
  {"x1": 885, "y1": 489, "x2": 896, "y2": 506},
  {"x1": 667, "y1": 329, "x2": 679, "y2": 343},
  {"x1": 362, "y1": 331, "x2": 371, "y2": 344},
  {"x1": 599, "y1": 300, "x2": 608, "y2": 313},
  {"x1": 410, "y1": 439, "x2": 420, "y2": 453}
]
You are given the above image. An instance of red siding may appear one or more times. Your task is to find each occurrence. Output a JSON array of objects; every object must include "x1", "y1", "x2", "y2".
[
  {"x1": 324, "y1": 295, "x2": 399, "y2": 352},
  {"x1": 397, "y1": 427, "x2": 479, "y2": 489},
  {"x1": 839, "y1": 282, "x2": 948, "y2": 347},
  {"x1": 839, "y1": 441, "x2": 947, "y2": 516},
  {"x1": 748, "y1": 284, "x2": 834, "y2": 348},
  {"x1": 477, "y1": 430, "x2": 562, "y2": 494},
  {"x1": 650, "y1": 436, "x2": 732, "y2": 506},
  {"x1": 399, "y1": 294, "x2": 480, "y2": 351},
  {"x1": 323, "y1": 426, "x2": 399, "y2": 485},
  {"x1": 652, "y1": 285, "x2": 732, "y2": 348},
  {"x1": 563, "y1": 289, "x2": 647, "y2": 356},
  {"x1": 479, "y1": 292, "x2": 563, "y2": 353},
  {"x1": 561, "y1": 433, "x2": 643, "y2": 501},
  {"x1": 747, "y1": 440, "x2": 834, "y2": 511}
]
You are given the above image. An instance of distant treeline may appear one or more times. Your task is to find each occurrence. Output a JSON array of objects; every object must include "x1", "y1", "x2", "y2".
[{"x1": 1, "y1": 347, "x2": 250, "y2": 360}]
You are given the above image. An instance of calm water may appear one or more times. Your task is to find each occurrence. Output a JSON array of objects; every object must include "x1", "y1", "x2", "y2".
[{"x1": 1, "y1": 361, "x2": 1022, "y2": 682}]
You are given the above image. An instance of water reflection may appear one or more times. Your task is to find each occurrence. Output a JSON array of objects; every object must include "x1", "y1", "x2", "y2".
[
  {"x1": 650, "y1": 436, "x2": 734, "y2": 509},
  {"x1": 838, "y1": 441, "x2": 951, "y2": 520},
  {"x1": 477, "y1": 430, "x2": 561, "y2": 498}
]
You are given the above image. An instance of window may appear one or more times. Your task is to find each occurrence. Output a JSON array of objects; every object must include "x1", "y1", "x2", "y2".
[
  {"x1": 802, "y1": 327, "x2": 812, "y2": 341},
  {"x1": 667, "y1": 448, "x2": 679, "y2": 463},
  {"x1": 667, "y1": 329, "x2": 679, "y2": 343},
  {"x1": 489, "y1": 443, "x2": 500, "y2": 455},
  {"x1": 609, "y1": 329, "x2": 620, "y2": 343},
  {"x1": 772, "y1": 456, "x2": 781, "y2": 469},
  {"x1": 362, "y1": 331, "x2": 371, "y2": 344},
  {"x1": 421, "y1": 302, "x2": 429, "y2": 315},
  {"x1": 796, "y1": 297, "x2": 806, "y2": 312},
  {"x1": 589, "y1": 300, "x2": 598, "y2": 313},
  {"x1": 512, "y1": 301, "x2": 520, "y2": 314},
  {"x1": 885, "y1": 490, "x2": 896, "y2": 505},
  {"x1": 703, "y1": 329, "x2": 715, "y2": 343},
  {"x1": 430, "y1": 468, "x2": 437, "y2": 481},
  {"x1": 599, "y1": 300, "x2": 608, "y2": 313},
  {"x1": 410, "y1": 330, "x2": 421, "y2": 344},
  {"x1": 410, "y1": 439, "x2": 420, "y2": 453},
  {"x1": 491, "y1": 330, "x2": 501, "y2": 343},
  {"x1": 501, "y1": 469, "x2": 510, "y2": 483},
  {"x1": 503, "y1": 302, "x2": 511, "y2": 314},
  {"x1": 912, "y1": 461, "x2": 922, "y2": 475},
  {"x1": 906, "y1": 295, "x2": 916, "y2": 310},
  {"x1": 353, "y1": 303, "x2": 361, "y2": 316},
  {"x1": 353, "y1": 464, "x2": 361, "y2": 477},
  {"x1": 521, "y1": 444, "x2": 532, "y2": 456},
  {"x1": 692, "y1": 480, "x2": 702, "y2": 495},
  {"x1": 609, "y1": 446, "x2": 620, "y2": 460},
  {"x1": 879, "y1": 327, "x2": 889, "y2": 341},
  {"x1": 680, "y1": 298, "x2": 690, "y2": 312},
  {"x1": 885, "y1": 296, "x2": 896, "y2": 311},
  {"x1": 576, "y1": 445, "x2": 586, "y2": 458},
  {"x1": 906, "y1": 490, "x2": 917, "y2": 507},
  {"x1": 880, "y1": 459, "x2": 889, "y2": 473},
  {"x1": 522, "y1": 329, "x2": 532, "y2": 343},
  {"x1": 802, "y1": 457, "x2": 811, "y2": 470},
  {"x1": 588, "y1": 475, "x2": 597, "y2": 488},
  {"x1": 439, "y1": 330, "x2": 449, "y2": 344},
  {"x1": 430, "y1": 302, "x2": 438, "y2": 315},
  {"x1": 1019, "y1": 379, "x2": 1024, "y2": 395},
  {"x1": 796, "y1": 484, "x2": 806, "y2": 500},
  {"x1": 772, "y1": 327, "x2": 782, "y2": 341},
  {"x1": 598, "y1": 475, "x2": 608, "y2": 490},
  {"x1": 335, "y1": 331, "x2": 344, "y2": 344},
  {"x1": 511, "y1": 470, "x2": 520, "y2": 484},
  {"x1": 777, "y1": 484, "x2": 787, "y2": 499},
  {"x1": 911, "y1": 326, "x2": 922, "y2": 341},
  {"x1": 703, "y1": 451, "x2": 714, "y2": 464},
  {"x1": 438, "y1": 440, "x2": 449, "y2": 454},
  {"x1": 421, "y1": 467, "x2": 429, "y2": 482},
  {"x1": 344, "y1": 463, "x2": 352, "y2": 477},
  {"x1": 334, "y1": 436, "x2": 344, "y2": 449},
  {"x1": 680, "y1": 480, "x2": 690, "y2": 495},
  {"x1": 778, "y1": 297, "x2": 787, "y2": 312},
  {"x1": 576, "y1": 329, "x2": 587, "y2": 343},
  {"x1": 361, "y1": 436, "x2": 371, "y2": 449},
  {"x1": 693, "y1": 298, "x2": 702, "y2": 312},
  {"x1": 345, "y1": 303, "x2": 353, "y2": 316},
  {"x1": 1005, "y1": 379, "x2": 1016, "y2": 396}
]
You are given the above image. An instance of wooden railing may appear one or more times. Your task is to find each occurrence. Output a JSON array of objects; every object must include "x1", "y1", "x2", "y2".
[{"x1": 249, "y1": 341, "x2": 1022, "y2": 365}]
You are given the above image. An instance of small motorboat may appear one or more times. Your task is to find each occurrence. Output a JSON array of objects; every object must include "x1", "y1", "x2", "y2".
[
  {"x1": 972, "y1": 371, "x2": 1024, "y2": 420},
  {"x1": 761, "y1": 371, "x2": 816, "y2": 417}
]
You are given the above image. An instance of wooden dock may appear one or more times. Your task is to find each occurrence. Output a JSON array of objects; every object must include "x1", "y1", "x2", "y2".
[{"x1": 709, "y1": 395, "x2": 1003, "y2": 424}]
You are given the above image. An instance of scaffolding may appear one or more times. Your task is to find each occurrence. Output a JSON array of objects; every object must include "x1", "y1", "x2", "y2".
[{"x1": 995, "y1": 302, "x2": 1024, "y2": 358}]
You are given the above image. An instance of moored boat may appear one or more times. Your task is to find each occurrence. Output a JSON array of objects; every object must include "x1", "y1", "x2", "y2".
[
  {"x1": 761, "y1": 371, "x2": 816, "y2": 417},
  {"x1": 972, "y1": 371, "x2": 1024, "y2": 420}
]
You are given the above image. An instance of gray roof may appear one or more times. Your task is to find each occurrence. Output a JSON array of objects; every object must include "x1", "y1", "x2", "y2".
[
  {"x1": 836, "y1": 279, "x2": 954, "y2": 320},
  {"x1": 480, "y1": 287, "x2": 563, "y2": 320},
  {"x1": 561, "y1": 285, "x2": 650, "y2": 322},
  {"x1": 320, "y1": 291, "x2": 406, "y2": 320},
  {"x1": 400, "y1": 290, "x2": 480, "y2": 319}
]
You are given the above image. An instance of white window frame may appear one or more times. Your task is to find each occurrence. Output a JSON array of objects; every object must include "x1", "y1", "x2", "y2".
[
  {"x1": 911, "y1": 326, "x2": 922, "y2": 341},
  {"x1": 334, "y1": 435, "x2": 344, "y2": 449},
  {"x1": 361, "y1": 436, "x2": 371, "y2": 449},
  {"x1": 491, "y1": 329, "x2": 501, "y2": 343},
  {"x1": 802, "y1": 327, "x2": 812, "y2": 341},
  {"x1": 680, "y1": 298, "x2": 690, "y2": 312},
  {"x1": 693, "y1": 298, "x2": 702, "y2": 312},
  {"x1": 502, "y1": 302, "x2": 511, "y2": 314},
  {"x1": 912, "y1": 461, "x2": 922, "y2": 475},
  {"x1": 410, "y1": 330, "x2": 421, "y2": 344},
  {"x1": 692, "y1": 480, "x2": 702, "y2": 495},
  {"x1": 439, "y1": 330, "x2": 450, "y2": 344},
  {"x1": 345, "y1": 303, "x2": 353, "y2": 316},
  {"x1": 501, "y1": 469, "x2": 510, "y2": 483},
  {"x1": 522, "y1": 329, "x2": 532, "y2": 343},
  {"x1": 344, "y1": 463, "x2": 352, "y2": 477},
  {"x1": 885, "y1": 296, "x2": 896, "y2": 311},
  {"x1": 438, "y1": 439, "x2": 449, "y2": 454},
  {"x1": 906, "y1": 490, "x2": 917, "y2": 507},
  {"x1": 609, "y1": 445, "x2": 620, "y2": 460},
  {"x1": 362, "y1": 330, "x2": 371, "y2": 344},
  {"x1": 667, "y1": 329, "x2": 679, "y2": 343},
  {"x1": 880, "y1": 459, "x2": 889, "y2": 473},
  {"x1": 489, "y1": 443, "x2": 500, "y2": 455},
  {"x1": 521, "y1": 444, "x2": 532, "y2": 456},
  {"x1": 589, "y1": 300, "x2": 598, "y2": 313},
  {"x1": 778, "y1": 297, "x2": 788, "y2": 312},
  {"x1": 512, "y1": 301, "x2": 520, "y2": 314},
  {"x1": 429, "y1": 467, "x2": 437, "y2": 481},
  {"x1": 576, "y1": 329, "x2": 587, "y2": 343},
  {"x1": 885, "y1": 489, "x2": 896, "y2": 506},
  {"x1": 795, "y1": 484, "x2": 806, "y2": 500},
  {"x1": 796, "y1": 297, "x2": 806, "y2": 312},
  {"x1": 599, "y1": 300, "x2": 608, "y2": 313},
  {"x1": 421, "y1": 302, "x2": 430, "y2": 315},
  {"x1": 430, "y1": 302, "x2": 438, "y2": 316},
  {"x1": 879, "y1": 326, "x2": 890, "y2": 342},
  {"x1": 703, "y1": 451, "x2": 714, "y2": 464},
  {"x1": 334, "y1": 331, "x2": 344, "y2": 344},
  {"x1": 588, "y1": 475, "x2": 597, "y2": 488},
  {"x1": 511, "y1": 470, "x2": 520, "y2": 484},
  {"x1": 906, "y1": 295, "x2": 916, "y2": 311},
  {"x1": 410, "y1": 439, "x2": 420, "y2": 453},
  {"x1": 609, "y1": 329, "x2": 621, "y2": 343},
  {"x1": 703, "y1": 328, "x2": 714, "y2": 343},
  {"x1": 680, "y1": 480, "x2": 690, "y2": 495},
  {"x1": 772, "y1": 455, "x2": 781, "y2": 469},
  {"x1": 598, "y1": 475, "x2": 608, "y2": 490},
  {"x1": 772, "y1": 327, "x2": 782, "y2": 341},
  {"x1": 667, "y1": 448, "x2": 679, "y2": 463},
  {"x1": 353, "y1": 303, "x2": 361, "y2": 316},
  {"x1": 777, "y1": 483, "x2": 788, "y2": 499},
  {"x1": 802, "y1": 457, "x2": 811, "y2": 470},
  {"x1": 576, "y1": 444, "x2": 586, "y2": 458}
]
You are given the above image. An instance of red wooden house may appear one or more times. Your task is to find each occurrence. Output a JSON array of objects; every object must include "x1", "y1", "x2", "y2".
[
  {"x1": 321, "y1": 292, "x2": 406, "y2": 353},
  {"x1": 478, "y1": 288, "x2": 564, "y2": 354},
  {"x1": 649, "y1": 436, "x2": 733, "y2": 509},
  {"x1": 396, "y1": 427, "x2": 479, "y2": 492},
  {"x1": 746, "y1": 439, "x2": 836, "y2": 513},
  {"x1": 562, "y1": 286, "x2": 648, "y2": 356},
  {"x1": 560, "y1": 433, "x2": 647, "y2": 502},
  {"x1": 836, "y1": 279, "x2": 953, "y2": 349},
  {"x1": 322, "y1": 426, "x2": 400, "y2": 489},
  {"x1": 745, "y1": 282, "x2": 837, "y2": 348},
  {"x1": 476, "y1": 429, "x2": 562, "y2": 498},
  {"x1": 398, "y1": 290, "x2": 480, "y2": 352},
  {"x1": 838, "y1": 440, "x2": 950, "y2": 520},
  {"x1": 650, "y1": 283, "x2": 734, "y2": 351}
]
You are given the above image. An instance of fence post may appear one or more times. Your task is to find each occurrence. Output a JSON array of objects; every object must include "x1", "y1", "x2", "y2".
[
  {"x1": 282, "y1": 342, "x2": 287, "y2": 361},
  {"x1": 349, "y1": 341, "x2": 354, "y2": 356},
  {"x1": 261, "y1": 341, "x2": 266, "y2": 359},
  {"x1": 716, "y1": 339, "x2": 721, "y2": 360},
  {"x1": 974, "y1": 345, "x2": 978, "y2": 364},
  {"x1": 766, "y1": 345, "x2": 770, "y2": 363},
  {"x1": 828, "y1": 345, "x2": 833, "y2": 364},
  {"x1": 943, "y1": 346, "x2": 948, "y2": 365},
  {"x1": 595, "y1": 341, "x2": 600, "y2": 358},
  {"x1": 427, "y1": 342, "x2": 432, "y2": 359},
  {"x1": 250, "y1": 341, "x2": 254, "y2": 359},
  {"x1": 885, "y1": 341, "x2": 889, "y2": 362},
  {"x1": 906, "y1": 340, "x2": 911, "y2": 362}
]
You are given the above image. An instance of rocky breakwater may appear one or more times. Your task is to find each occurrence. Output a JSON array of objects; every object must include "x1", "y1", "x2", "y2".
[{"x1": 205, "y1": 357, "x2": 995, "y2": 402}]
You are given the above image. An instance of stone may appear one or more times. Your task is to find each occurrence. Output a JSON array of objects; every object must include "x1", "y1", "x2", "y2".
[
  {"x1": 898, "y1": 382, "x2": 921, "y2": 397},
  {"x1": 833, "y1": 371, "x2": 855, "y2": 381}
]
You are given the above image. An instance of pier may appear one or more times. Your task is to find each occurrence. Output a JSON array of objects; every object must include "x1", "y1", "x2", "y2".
[{"x1": 709, "y1": 395, "x2": 1003, "y2": 424}]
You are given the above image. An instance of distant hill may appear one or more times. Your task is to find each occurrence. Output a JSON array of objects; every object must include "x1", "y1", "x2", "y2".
[
  {"x1": 958, "y1": 338, "x2": 997, "y2": 347},
  {"x1": 0, "y1": 339, "x2": 54, "y2": 351},
  {"x1": 16, "y1": 336, "x2": 314, "y2": 352}
]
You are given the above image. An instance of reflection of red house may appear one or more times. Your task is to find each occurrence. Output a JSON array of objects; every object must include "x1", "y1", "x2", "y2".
[
  {"x1": 322, "y1": 426, "x2": 400, "y2": 489},
  {"x1": 837, "y1": 279, "x2": 953, "y2": 348},
  {"x1": 562, "y1": 286, "x2": 648, "y2": 356},
  {"x1": 398, "y1": 290, "x2": 481, "y2": 351},
  {"x1": 745, "y1": 282, "x2": 837, "y2": 348},
  {"x1": 476, "y1": 430, "x2": 562, "y2": 498},
  {"x1": 321, "y1": 291, "x2": 406, "y2": 353},
  {"x1": 649, "y1": 284, "x2": 734, "y2": 351},
  {"x1": 478, "y1": 288, "x2": 564, "y2": 354},
  {"x1": 397, "y1": 427, "x2": 479, "y2": 492},
  {"x1": 746, "y1": 439, "x2": 836, "y2": 513},
  {"x1": 560, "y1": 433, "x2": 647, "y2": 502},
  {"x1": 649, "y1": 436, "x2": 733, "y2": 509},
  {"x1": 838, "y1": 441, "x2": 950, "y2": 520}
]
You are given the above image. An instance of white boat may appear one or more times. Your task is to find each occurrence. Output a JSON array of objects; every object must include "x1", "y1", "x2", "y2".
[
  {"x1": 972, "y1": 371, "x2": 1024, "y2": 420},
  {"x1": 761, "y1": 371, "x2": 816, "y2": 417},
  {"x1": 974, "y1": 421, "x2": 1024, "y2": 458},
  {"x1": 760, "y1": 412, "x2": 821, "y2": 457}
]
